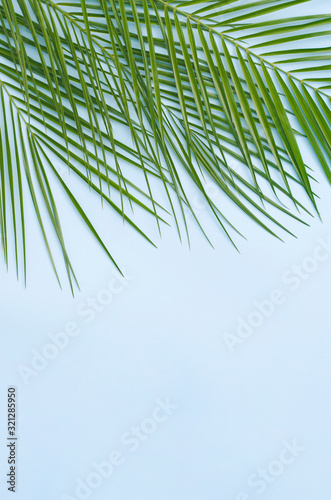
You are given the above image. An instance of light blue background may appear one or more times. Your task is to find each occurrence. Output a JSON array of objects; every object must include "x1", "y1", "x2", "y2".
[{"x1": 1, "y1": 1, "x2": 331, "y2": 499}]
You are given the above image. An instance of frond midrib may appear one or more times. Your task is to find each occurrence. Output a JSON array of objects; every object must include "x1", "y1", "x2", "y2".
[{"x1": 153, "y1": 0, "x2": 331, "y2": 101}]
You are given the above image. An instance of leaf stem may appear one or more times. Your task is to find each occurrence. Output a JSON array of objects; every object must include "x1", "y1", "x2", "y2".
[{"x1": 157, "y1": 0, "x2": 331, "y2": 101}]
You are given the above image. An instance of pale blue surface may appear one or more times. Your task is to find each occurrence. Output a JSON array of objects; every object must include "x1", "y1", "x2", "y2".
[{"x1": 1, "y1": 1, "x2": 331, "y2": 499}]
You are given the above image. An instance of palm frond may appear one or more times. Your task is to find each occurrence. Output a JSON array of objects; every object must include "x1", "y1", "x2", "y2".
[{"x1": 0, "y1": 0, "x2": 330, "y2": 286}]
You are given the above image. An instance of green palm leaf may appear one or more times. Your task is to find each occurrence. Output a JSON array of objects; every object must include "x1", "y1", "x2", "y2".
[{"x1": 0, "y1": 0, "x2": 330, "y2": 287}]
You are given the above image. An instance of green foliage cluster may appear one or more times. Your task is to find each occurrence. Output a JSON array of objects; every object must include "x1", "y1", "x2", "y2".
[{"x1": 0, "y1": 0, "x2": 330, "y2": 286}]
